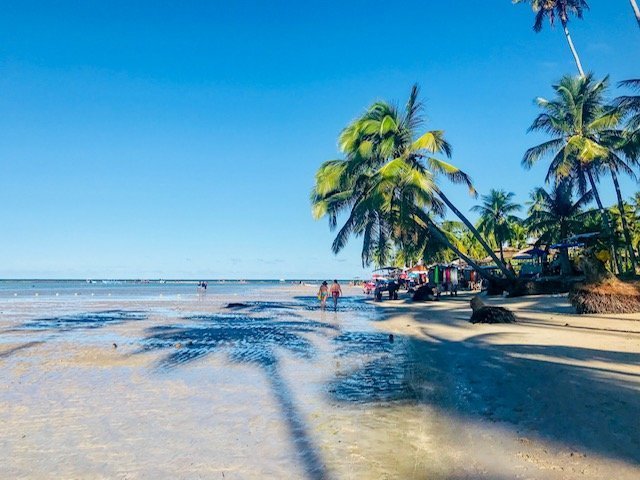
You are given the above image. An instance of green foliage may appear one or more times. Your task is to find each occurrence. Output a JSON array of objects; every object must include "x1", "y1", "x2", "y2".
[
  {"x1": 471, "y1": 189, "x2": 522, "y2": 260},
  {"x1": 513, "y1": 0, "x2": 589, "y2": 31},
  {"x1": 616, "y1": 79, "x2": 640, "y2": 163},
  {"x1": 523, "y1": 74, "x2": 621, "y2": 190},
  {"x1": 525, "y1": 179, "x2": 593, "y2": 245},
  {"x1": 610, "y1": 200, "x2": 640, "y2": 254},
  {"x1": 310, "y1": 85, "x2": 473, "y2": 267}
]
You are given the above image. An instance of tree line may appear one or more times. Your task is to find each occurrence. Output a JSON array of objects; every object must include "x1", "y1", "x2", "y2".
[{"x1": 311, "y1": 1, "x2": 640, "y2": 280}]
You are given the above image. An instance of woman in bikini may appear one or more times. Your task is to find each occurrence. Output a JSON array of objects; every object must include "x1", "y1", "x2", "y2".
[{"x1": 318, "y1": 281, "x2": 329, "y2": 310}]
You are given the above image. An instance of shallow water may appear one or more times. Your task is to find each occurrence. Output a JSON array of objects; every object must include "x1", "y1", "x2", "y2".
[{"x1": 0, "y1": 284, "x2": 428, "y2": 479}]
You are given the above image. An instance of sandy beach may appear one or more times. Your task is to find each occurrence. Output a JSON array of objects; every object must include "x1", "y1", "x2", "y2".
[{"x1": 1, "y1": 286, "x2": 638, "y2": 479}]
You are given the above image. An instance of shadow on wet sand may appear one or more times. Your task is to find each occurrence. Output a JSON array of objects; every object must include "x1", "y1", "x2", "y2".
[
  {"x1": 138, "y1": 313, "x2": 338, "y2": 480},
  {"x1": 328, "y1": 323, "x2": 640, "y2": 467},
  {"x1": 16, "y1": 310, "x2": 148, "y2": 333}
]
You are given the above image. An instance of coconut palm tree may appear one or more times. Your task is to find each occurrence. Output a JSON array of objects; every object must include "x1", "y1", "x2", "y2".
[
  {"x1": 522, "y1": 74, "x2": 624, "y2": 272},
  {"x1": 471, "y1": 189, "x2": 522, "y2": 263},
  {"x1": 610, "y1": 200, "x2": 640, "y2": 265},
  {"x1": 513, "y1": 0, "x2": 589, "y2": 76},
  {"x1": 311, "y1": 146, "x2": 443, "y2": 267},
  {"x1": 600, "y1": 146, "x2": 639, "y2": 272},
  {"x1": 311, "y1": 85, "x2": 515, "y2": 279},
  {"x1": 510, "y1": 223, "x2": 530, "y2": 250},
  {"x1": 616, "y1": 79, "x2": 640, "y2": 160},
  {"x1": 630, "y1": 0, "x2": 640, "y2": 29},
  {"x1": 526, "y1": 179, "x2": 593, "y2": 275}
]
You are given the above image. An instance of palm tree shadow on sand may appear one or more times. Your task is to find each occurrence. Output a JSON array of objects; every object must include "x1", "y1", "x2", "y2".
[
  {"x1": 138, "y1": 313, "x2": 338, "y2": 480},
  {"x1": 16, "y1": 310, "x2": 147, "y2": 333},
  {"x1": 1, "y1": 311, "x2": 149, "y2": 358},
  {"x1": 327, "y1": 330, "x2": 640, "y2": 467}
]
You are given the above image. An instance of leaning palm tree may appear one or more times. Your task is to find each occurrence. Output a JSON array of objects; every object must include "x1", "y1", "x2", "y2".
[
  {"x1": 513, "y1": 0, "x2": 589, "y2": 76},
  {"x1": 523, "y1": 74, "x2": 624, "y2": 272},
  {"x1": 471, "y1": 189, "x2": 522, "y2": 263},
  {"x1": 407, "y1": 207, "x2": 490, "y2": 274},
  {"x1": 311, "y1": 85, "x2": 514, "y2": 279},
  {"x1": 526, "y1": 179, "x2": 593, "y2": 276}
]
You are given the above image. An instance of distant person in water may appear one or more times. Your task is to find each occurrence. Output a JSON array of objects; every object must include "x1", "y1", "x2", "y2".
[
  {"x1": 330, "y1": 279, "x2": 342, "y2": 311},
  {"x1": 318, "y1": 281, "x2": 329, "y2": 310}
]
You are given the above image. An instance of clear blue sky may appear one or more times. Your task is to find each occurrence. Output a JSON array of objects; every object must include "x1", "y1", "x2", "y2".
[{"x1": 0, "y1": 1, "x2": 638, "y2": 279}]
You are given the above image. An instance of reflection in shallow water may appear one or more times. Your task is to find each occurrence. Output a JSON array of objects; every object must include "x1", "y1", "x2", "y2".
[
  {"x1": 329, "y1": 331, "x2": 417, "y2": 403},
  {"x1": 227, "y1": 296, "x2": 374, "y2": 314}
]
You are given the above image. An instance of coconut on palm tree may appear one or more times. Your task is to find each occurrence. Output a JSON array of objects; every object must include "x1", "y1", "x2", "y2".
[
  {"x1": 471, "y1": 189, "x2": 522, "y2": 263},
  {"x1": 526, "y1": 179, "x2": 593, "y2": 276},
  {"x1": 513, "y1": 0, "x2": 589, "y2": 76},
  {"x1": 311, "y1": 85, "x2": 515, "y2": 279},
  {"x1": 522, "y1": 74, "x2": 627, "y2": 273}
]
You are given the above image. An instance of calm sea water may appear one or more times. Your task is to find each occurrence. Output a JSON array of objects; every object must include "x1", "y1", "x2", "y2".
[{"x1": 0, "y1": 280, "x2": 323, "y2": 300}]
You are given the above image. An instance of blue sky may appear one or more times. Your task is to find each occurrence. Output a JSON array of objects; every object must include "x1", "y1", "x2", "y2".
[{"x1": 0, "y1": 1, "x2": 638, "y2": 279}]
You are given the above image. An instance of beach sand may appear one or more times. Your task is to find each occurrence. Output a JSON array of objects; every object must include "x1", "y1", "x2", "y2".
[
  {"x1": 0, "y1": 288, "x2": 638, "y2": 479},
  {"x1": 372, "y1": 293, "x2": 640, "y2": 479}
]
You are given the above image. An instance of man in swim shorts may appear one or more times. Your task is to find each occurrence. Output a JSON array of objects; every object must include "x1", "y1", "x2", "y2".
[{"x1": 330, "y1": 279, "x2": 342, "y2": 311}]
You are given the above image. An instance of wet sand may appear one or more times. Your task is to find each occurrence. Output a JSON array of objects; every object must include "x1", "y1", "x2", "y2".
[
  {"x1": 374, "y1": 293, "x2": 640, "y2": 479},
  {"x1": 1, "y1": 288, "x2": 638, "y2": 479}
]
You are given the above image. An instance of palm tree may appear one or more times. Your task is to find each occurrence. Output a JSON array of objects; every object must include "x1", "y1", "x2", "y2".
[
  {"x1": 601, "y1": 148, "x2": 639, "y2": 272},
  {"x1": 526, "y1": 179, "x2": 593, "y2": 276},
  {"x1": 630, "y1": 0, "x2": 640, "y2": 29},
  {"x1": 510, "y1": 223, "x2": 530, "y2": 250},
  {"x1": 617, "y1": 79, "x2": 640, "y2": 160},
  {"x1": 513, "y1": 0, "x2": 589, "y2": 76},
  {"x1": 471, "y1": 189, "x2": 522, "y2": 263},
  {"x1": 610, "y1": 201, "x2": 640, "y2": 266},
  {"x1": 522, "y1": 74, "x2": 624, "y2": 272},
  {"x1": 311, "y1": 85, "x2": 515, "y2": 279},
  {"x1": 632, "y1": 192, "x2": 640, "y2": 213}
]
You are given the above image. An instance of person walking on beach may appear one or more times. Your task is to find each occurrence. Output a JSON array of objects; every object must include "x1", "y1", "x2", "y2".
[
  {"x1": 318, "y1": 281, "x2": 329, "y2": 310},
  {"x1": 330, "y1": 279, "x2": 342, "y2": 311}
]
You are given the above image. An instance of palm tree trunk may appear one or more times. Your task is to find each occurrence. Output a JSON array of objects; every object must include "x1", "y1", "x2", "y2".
[
  {"x1": 562, "y1": 21, "x2": 585, "y2": 77},
  {"x1": 559, "y1": 247, "x2": 572, "y2": 276},
  {"x1": 427, "y1": 221, "x2": 495, "y2": 281},
  {"x1": 435, "y1": 189, "x2": 515, "y2": 280},
  {"x1": 611, "y1": 169, "x2": 638, "y2": 273},
  {"x1": 587, "y1": 169, "x2": 622, "y2": 274},
  {"x1": 630, "y1": 0, "x2": 640, "y2": 29},
  {"x1": 559, "y1": 222, "x2": 572, "y2": 276}
]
